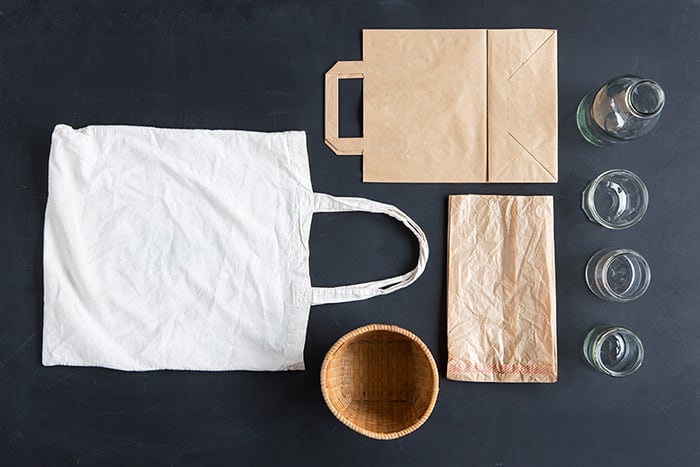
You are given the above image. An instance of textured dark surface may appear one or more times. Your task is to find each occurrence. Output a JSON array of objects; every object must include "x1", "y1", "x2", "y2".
[{"x1": 1, "y1": 0, "x2": 698, "y2": 465}]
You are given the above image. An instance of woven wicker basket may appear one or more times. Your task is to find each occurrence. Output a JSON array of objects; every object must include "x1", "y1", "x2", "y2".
[{"x1": 320, "y1": 324, "x2": 439, "y2": 440}]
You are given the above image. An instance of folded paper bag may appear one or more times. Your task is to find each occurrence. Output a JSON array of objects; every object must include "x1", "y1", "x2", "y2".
[
  {"x1": 446, "y1": 195, "x2": 557, "y2": 383},
  {"x1": 325, "y1": 29, "x2": 557, "y2": 183},
  {"x1": 42, "y1": 125, "x2": 429, "y2": 371}
]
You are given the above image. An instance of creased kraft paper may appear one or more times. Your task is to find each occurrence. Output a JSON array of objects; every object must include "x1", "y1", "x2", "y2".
[{"x1": 446, "y1": 195, "x2": 557, "y2": 383}]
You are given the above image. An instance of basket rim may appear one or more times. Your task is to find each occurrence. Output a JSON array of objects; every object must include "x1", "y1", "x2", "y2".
[{"x1": 319, "y1": 323, "x2": 439, "y2": 440}]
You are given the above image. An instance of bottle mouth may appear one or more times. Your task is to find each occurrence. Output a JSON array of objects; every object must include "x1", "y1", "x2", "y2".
[{"x1": 628, "y1": 80, "x2": 665, "y2": 117}]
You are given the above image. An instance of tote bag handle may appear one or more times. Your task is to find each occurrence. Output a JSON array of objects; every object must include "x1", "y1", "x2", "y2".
[{"x1": 311, "y1": 193, "x2": 429, "y2": 306}]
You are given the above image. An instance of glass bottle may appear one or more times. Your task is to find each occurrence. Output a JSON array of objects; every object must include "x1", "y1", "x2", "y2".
[{"x1": 577, "y1": 75, "x2": 665, "y2": 146}]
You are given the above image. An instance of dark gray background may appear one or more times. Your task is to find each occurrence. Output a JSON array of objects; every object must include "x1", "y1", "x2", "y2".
[{"x1": 1, "y1": 0, "x2": 698, "y2": 465}]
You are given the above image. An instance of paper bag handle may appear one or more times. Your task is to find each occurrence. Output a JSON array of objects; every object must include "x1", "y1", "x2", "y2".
[
  {"x1": 324, "y1": 61, "x2": 365, "y2": 155},
  {"x1": 310, "y1": 193, "x2": 429, "y2": 306}
]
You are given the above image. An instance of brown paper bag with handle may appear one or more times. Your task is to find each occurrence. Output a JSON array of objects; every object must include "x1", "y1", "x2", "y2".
[
  {"x1": 446, "y1": 195, "x2": 557, "y2": 383},
  {"x1": 324, "y1": 29, "x2": 557, "y2": 183}
]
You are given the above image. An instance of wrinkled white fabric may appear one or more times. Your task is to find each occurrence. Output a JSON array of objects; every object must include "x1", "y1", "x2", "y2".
[{"x1": 43, "y1": 125, "x2": 428, "y2": 371}]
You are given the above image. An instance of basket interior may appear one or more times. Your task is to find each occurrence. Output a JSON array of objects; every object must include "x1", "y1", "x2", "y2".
[{"x1": 323, "y1": 330, "x2": 437, "y2": 435}]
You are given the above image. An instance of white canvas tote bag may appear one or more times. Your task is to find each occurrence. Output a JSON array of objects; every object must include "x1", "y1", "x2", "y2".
[{"x1": 42, "y1": 125, "x2": 428, "y2": 371}]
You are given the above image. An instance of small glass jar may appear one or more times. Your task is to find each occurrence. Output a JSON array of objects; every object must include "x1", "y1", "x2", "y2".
[
  {"x1": 586, "y1": 248, "x2": 651, "y2": 302},
  {"x1": 577, "y1": 75, "x2": 664, "y2": 146},
  {"x1": 582, "y1": 169, "x2": 648, "y2": 230},
  {"x1": 583, "y1": 326, "x2": 644, "y2": 377}
]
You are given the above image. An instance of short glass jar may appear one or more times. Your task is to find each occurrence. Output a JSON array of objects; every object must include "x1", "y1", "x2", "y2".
[
  {"x1": 585, "y1": 248, "x2": 651, "y2": 302},
  {"x1": 583, "y1": 326, "x2": 644, "y2": 377},
  {"x1": 582, "y1": 169, "x2": 648, "y2": 230}
]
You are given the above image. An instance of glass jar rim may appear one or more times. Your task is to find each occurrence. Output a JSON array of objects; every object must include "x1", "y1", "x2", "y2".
[{"x1": 599, "y1": 248, "x2": 652, "y2": 302}]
